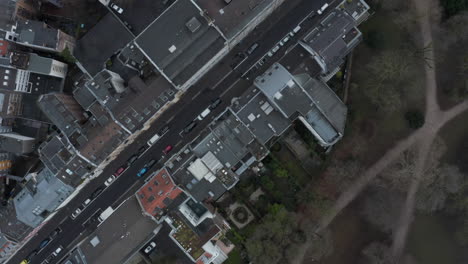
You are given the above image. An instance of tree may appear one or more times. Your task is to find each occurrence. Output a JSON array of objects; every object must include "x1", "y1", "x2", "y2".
[
  {"x1": 245, "y1": 205, "x2": 303, "y2": 264},
  {"x1": 404, "y1": 110, "x2": 425, "y2": 129},
  {"x1": 59, "y1": 47, "x2": 76, "y2": 64},
  {"x1": 361, "y1": 186, "x2": 405, "y2": 234},
  {"x1": 326, "y1": 159, "x2": 363, "y2": 192},
  {"x1": 360, "y1": 242, "x2": 394, "y2": 264}
]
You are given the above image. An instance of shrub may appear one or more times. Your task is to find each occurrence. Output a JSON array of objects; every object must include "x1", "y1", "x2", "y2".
[{"x1": 404, "y1": 110, "x2": 425, "y2": 129}]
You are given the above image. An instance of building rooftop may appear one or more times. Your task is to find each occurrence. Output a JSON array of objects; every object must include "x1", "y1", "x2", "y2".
[
  {"x1": 0, "y1": 40, "x2": 9, "y2": 56},
  {"x1": 195, "y1": 0, "x2": 275, "y2": 39},
  {"x1": 38, "y1": 134, "x2": 90, "y2": 187},
  {"x1": 0, "y1": 132, "x2": 35, "y2": 154},
  {"x1": 0, "y1": 0, "x2": 16, "y2": 32},
  {"x1": 0, "y1": 203, "x2": 32, "y2": 243},
  {"x1": 135, "y1": 168, "x2": 184, "y2": 222},
  {"x1": 13, "y1": 167, "x2": 74, "y2": 228},
  {"x1": 78, "y1": 196, "x2": 159, "y2": 264},
  {"x1": 135, "y1": 0, "x2": 225, "y2": 87},
  {"x1": 75, "y1": 13, "x2": 133, "y2": 76},
  {"x1": 109, "y1": 0, "x2": 176, "y2": 35},
  {"x1": 255, "y1": 63, "x2": 347, "y2": 146},
  {"x1": 172, "y1": 156, "x2": 229, "y2": 203},
  {"x1": 15, "y1": 20, "x2": 58, "y2": 50},
  {"x1": 234, "y1": 87, "x2": 291, "y2": 145},
  {"x1": 300, "y1": 10, "x2": 362, "y2": 73}
]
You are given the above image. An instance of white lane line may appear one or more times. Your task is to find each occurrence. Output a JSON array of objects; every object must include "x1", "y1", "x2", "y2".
[
  {"x1": 221, "y1": 79, "x2": 241, "y2": 97},
  {"x1": 191, "y1": 90, "x2": 202, "y2": 100},
  {"x1": 166, "y1": 114, "x2": 176, "y2": 123},
  {"x1": 213, "y1": 71, "x2": 233, "y2": 90}
]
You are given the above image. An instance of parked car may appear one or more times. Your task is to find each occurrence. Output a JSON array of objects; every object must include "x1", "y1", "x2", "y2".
[
  {"x1": 127, "y1": 155, "x2": 138, "y2": 165},
  {"x1": 137, "y1": 145, "x2": 148, "y2": 156},
  {"x1": 110, "y1": 3, "x2": 123, "y2": 14},
  {"x1": 183, "y1": 122, "x2": 197, "y2": 134},
  {"x1": 49, "y1": 227, "x2": 62, "y2": 239},
  {"x1": 146, "y1": 159, "x2": 157, "y2": 168},
  {"x1": 104, "y1": 175, "x2": 116, "y2": 187},
  {"x1": 38, "y1": 238, "x2": 50, "y2": 249},
  {"x1": 91, "y1": 187, "x2": 104, "y2": 199},
  {"x1": 163, "y1": 145, "x2": 173, "y2": 154},
  {"x1": 144, "y1": 241, "x2": 157, "y2": 254},
  {"x1": 210, "y1": 98, "x2": 222, "y2": 109},
  {"x1": 52, "y1": 246, "x2": 63, "y2": 257},
  {"x1": 71, "y1": 207, "x2": 82, "y2": 219},
  {"x1": 137, "y1": 167, "x2": 148, "y2": 177},
  {"x1": 83, "y1": 198, "x2": 91, "y2": 206},
  {"x1": 114, "y1": 166, "x2": 126, "y2": 176},
  {"x1": 25, "y1": 250, "x2": 37, "y2": 261},
  {"x1": 160, "y1": 125, "x2": 170, "y2": 134}
]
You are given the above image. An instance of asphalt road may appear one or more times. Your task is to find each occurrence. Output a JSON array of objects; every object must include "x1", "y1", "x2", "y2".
[{"x1": 7, "y1": 0, "x2": 333, "y2": 263}]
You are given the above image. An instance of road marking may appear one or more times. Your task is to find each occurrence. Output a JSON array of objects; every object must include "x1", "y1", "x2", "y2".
[
  {"x1": 175, "y1": 139, "x2": 183, "y2": 147},
  {"x1": 213, "y1": 71, "x2": 233, "y2": 90},
  {"x1": 191, "y1": 90, "x2": 202, "y2": 100},
  {"x1": 221, "y1": 79, "x2": 241, "y2": 97},
  {"x1": 233, "y1": 56, "x2": 248, "y2": 71},
  {"x1": 166, "y1": 114, "x2": 175, "y2": 123}
]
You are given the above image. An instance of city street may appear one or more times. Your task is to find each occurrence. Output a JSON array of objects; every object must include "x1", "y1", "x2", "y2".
[{"x1": 6, "y1": 0, "x2": 332, "y2": 263}]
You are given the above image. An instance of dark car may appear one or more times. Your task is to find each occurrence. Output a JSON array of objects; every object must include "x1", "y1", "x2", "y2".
[
  {"x1": 137, "y1": 146, "x2": 148, "y2": 156},
  {"x1": 91, "y1": 187, "x2": 104, "y2": 199},
  {"x1": 160, "y1": 125, "x2": 170, "y2": 134},
  {"x1": 127, "y1": 155, "x2": 138, "y2": 165},
  {"x1": 146, "y1": 159, "x2": 157, "y2": 168},
  {"x1": 26, "y1": 250, "x2": 37, "y2": 261},
  {"x1": 49, "y1": 227, "x2": 62, "y2": 239},
  {"x1": 38, "y1": 238, "x2": 50, "y2": 249},
  {"x1": 183, "y1": 122, "x2": 197, "y2": 134},
  {"x1": 210, "y1": 98, "x2": 222, "y2": 109}
]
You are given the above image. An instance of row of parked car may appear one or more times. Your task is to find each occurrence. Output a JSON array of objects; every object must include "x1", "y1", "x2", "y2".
[
  {"x1": 20, "y1": 227, "x2": 64, "y2": 264},
  {"x1": 182, "y1": 98, "x2": 222, "y2": 135}
]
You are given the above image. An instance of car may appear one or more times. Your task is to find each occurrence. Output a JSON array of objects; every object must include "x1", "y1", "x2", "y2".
[
  {"x1": 210, "y1": 98, "x2": 222, "y2": 109},
  {"x1": 49, "y1": 227, "x2": 62, "y2": 239},
  {"x1": 110, "y1": 3, "x2": 123, "y2": 14},
  {"x1": 144, "y1": 241, "x2": 156, "y2": 254},
  {"x1": 183, "y1": 122, "x2": 197, "y2": 134},
  {"x1": 127, "y1": 155, "x2": 138, "y2": 165},
  {"x1": 83, "y1": 198, "x2": 91, "y2": 206},
  {"x1": 114, "y1": 166, "x2": 126, "y2": 176},
  {"x1": 71, "y1": 208, "x2": 82, "y2": 219},
  {"x1": 137, "y1": 145, "x2": 148, "y2": 156},
  {"x1": 20, "y1": 260, "x2": 28, "y2": 264},
  {"x1": 163, "y1": 145, "x2": 173, "y2": 154},
  {"x1": 267, "y1": 51, "x2": 273, "y2": 57},
  {"x1": 271, "y1": 45, "x2": 280, "y2": 53},
  {"x1": 104, "y1": 175, "x2": 116, "y2": 186},
  {"x1": 160, "y1": 125, "x2": 170, "y2": 134},
  {"x1": 38, "y1": 238, "x2": 50, "y2": 249},
  {"x1": 25, "y1": 250, "x2": 37, "y2": 261},
  {"x1": 146, "y1": 159, "x2": 157, "y2": 168},
  {"x1": 91, "y1": 187, "x2": 104, "y2": 199},
  {"x1": 137, "y1": 167, "x2": 148, "y2": 177}
]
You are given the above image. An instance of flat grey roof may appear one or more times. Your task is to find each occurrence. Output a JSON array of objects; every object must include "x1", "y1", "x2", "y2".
[
  {"x1": 79, "y1": 196, "x2": 159, "y2": 264},
  {"x1": 0, "y1": 203, "x2": 32, "y2": 242},
  {"x1": 16, "y1": 20, "x2": 58, "y2": 49},
  {"x1": 75, "y1": 13, "x2": 133, "y2": 76},
  {"x1": 234, "y1": 87, "x2": 291, "y2": 145},
  {"x1": 135, "y1": 0, "x2": 225, "y2": 86},
  {"x1": 14, "y1": 168, "x2": 74, "y2": 228},
  {"x1": 0, "y1": 0, "x2": 15, "y2": 31},
  {"x1": 301, "y1": 10, "x2": 360, "y2": 71}
]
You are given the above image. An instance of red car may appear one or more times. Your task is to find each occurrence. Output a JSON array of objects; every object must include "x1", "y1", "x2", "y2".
[
  {"x1": 163, "y1": 145, "x2": 173, "y2": 154},
  {"x1": 113, "y1": 166, "x2": 127, "y2": 177}
]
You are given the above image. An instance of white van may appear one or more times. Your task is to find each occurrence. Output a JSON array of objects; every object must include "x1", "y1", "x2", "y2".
[
  {"x1": 317, "y1": 3, "x2": 329, "y2": 15},
  {"x1": 197, "y1": 108, "x2": 211, "y2": 120},
  {"x1": 147, "y1": 133, "x2": 161, "y2": 146}
]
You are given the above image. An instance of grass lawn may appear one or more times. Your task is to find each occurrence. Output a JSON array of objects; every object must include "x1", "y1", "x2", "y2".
[{"x1": 224, "y1": 248, "x2": 245, "y2": 264}]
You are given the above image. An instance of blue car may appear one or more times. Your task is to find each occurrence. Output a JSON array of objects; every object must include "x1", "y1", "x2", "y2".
[{"x1": 137, "y1": 167, "x2": 148, "y2": 177}]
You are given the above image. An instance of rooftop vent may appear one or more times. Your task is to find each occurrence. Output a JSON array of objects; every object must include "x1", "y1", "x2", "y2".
[
  {"x1": 186, "y1": 17, "x2": 201, "y2": 33},
  {"x1": 168, "y1": 45, "x2": 177, "y2": 53}
]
